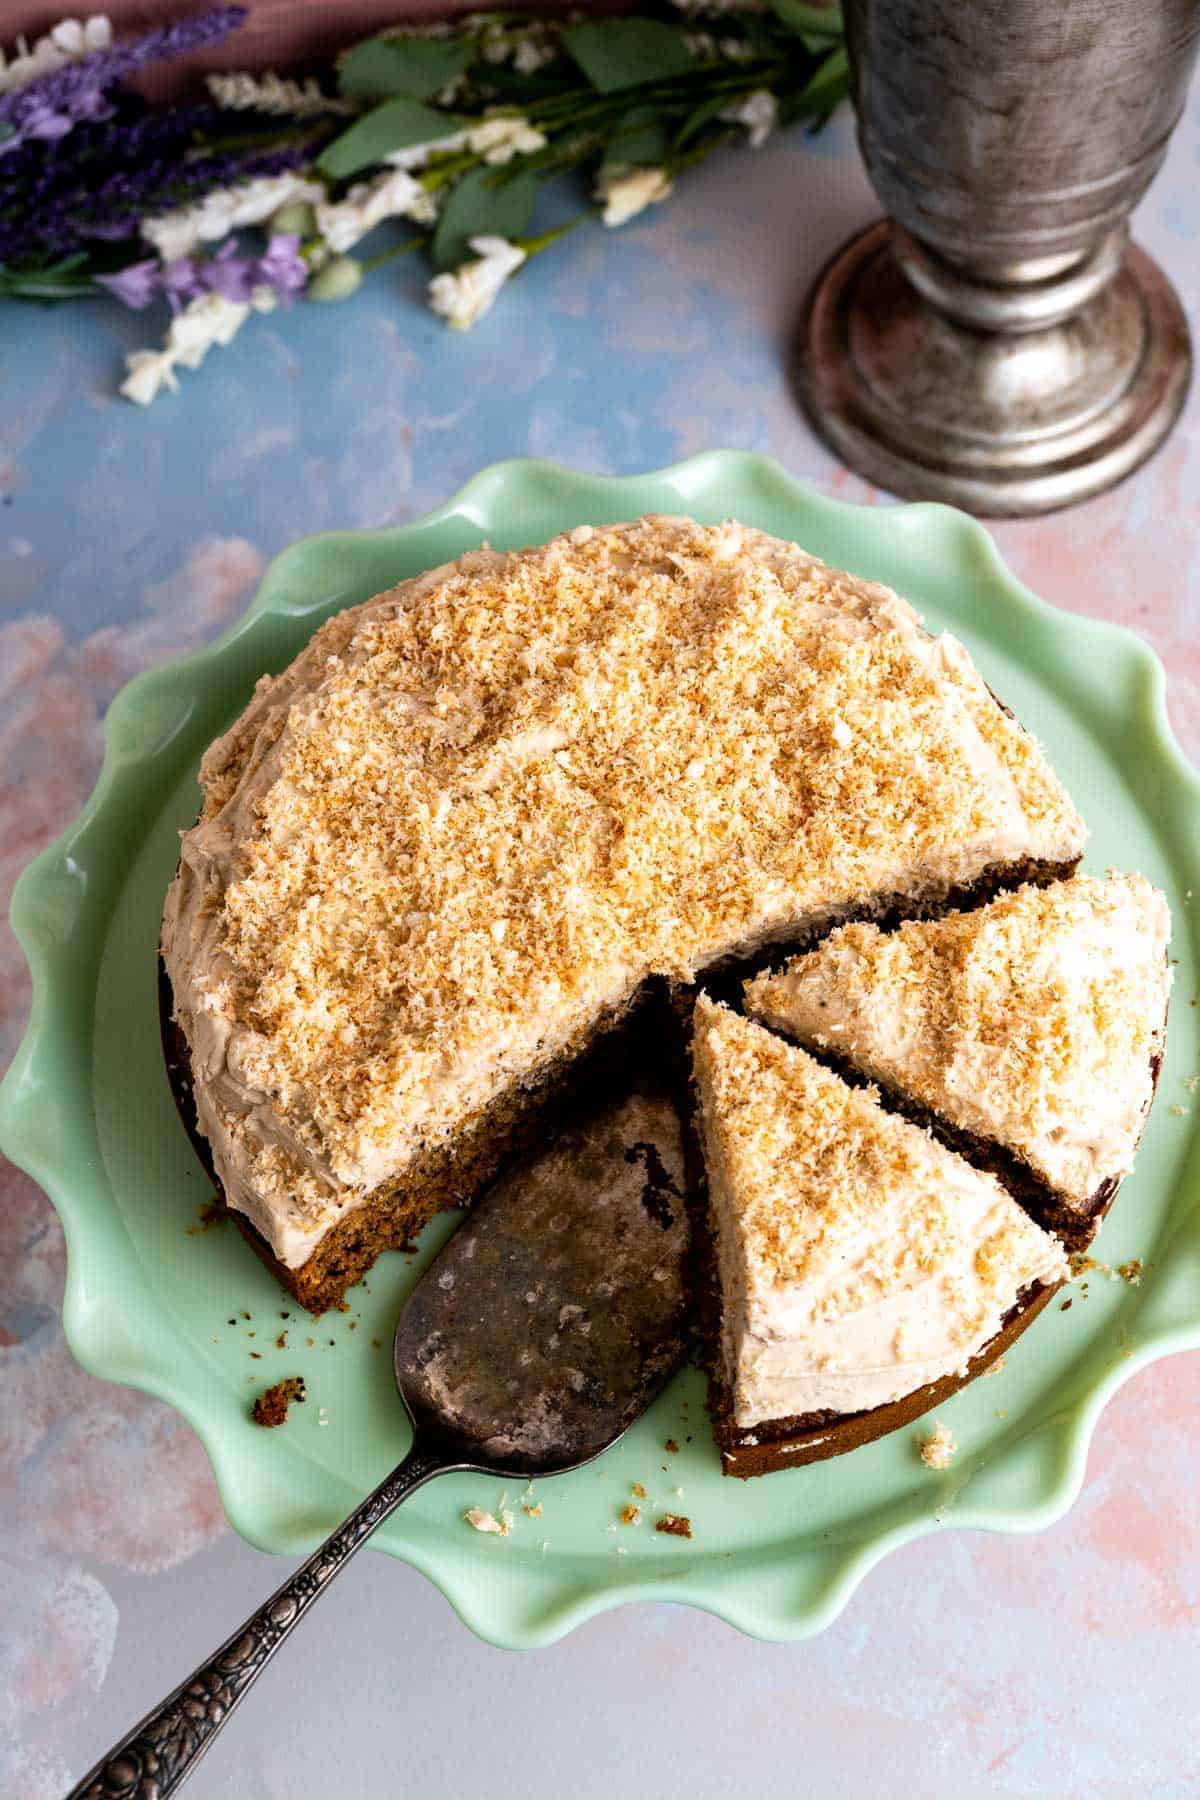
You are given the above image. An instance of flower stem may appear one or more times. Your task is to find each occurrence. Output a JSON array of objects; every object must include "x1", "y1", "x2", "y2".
[
  {"x1": 361, "y1": 235, "x2": 425, "y2": 273},
  {"x1": 516, "y1": 213, "x2": 591, "y2": 256}
]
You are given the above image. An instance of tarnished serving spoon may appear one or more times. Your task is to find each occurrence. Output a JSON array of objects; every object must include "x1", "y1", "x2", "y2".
[{"x1": 71, "y1": 1087, "x2": 690, "y2": 1800}]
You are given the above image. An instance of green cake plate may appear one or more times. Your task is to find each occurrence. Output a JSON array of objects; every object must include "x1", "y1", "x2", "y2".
[{"x1": 3, "y1": 453, "x2": 1199, "y2": 1648}]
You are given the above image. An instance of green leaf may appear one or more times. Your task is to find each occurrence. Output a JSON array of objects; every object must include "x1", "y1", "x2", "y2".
[
  {"x1": 473, "y1": 64, "x2": 565, "y2": 100},
  {"x1": 431, "y1": 165, "x2": 538, "y2": 271},
  {"x1": 602, "y1": 105, "x2": 669, "y2": 170},
  {"x1": 317, "y1": 97, "x2": 458, "y2": 180},
  {"x1": 766, "y1": 0, "x2": 844, "y2": 40},
  {"x1": 673, "y1": 93, "x2": 731, "y2": 152},
  {"x1": 563, "y1": 18, "x2": 696, "y2": 93},
  {"x1": 0, "y1": 253, "x2": 97, "y2": 302},
  {"x1": 338, "y1": 37, "x2": 474, "y2": 102},
  {"x1": 783, "y1": 45, "x2": 850, "y2": 124}
]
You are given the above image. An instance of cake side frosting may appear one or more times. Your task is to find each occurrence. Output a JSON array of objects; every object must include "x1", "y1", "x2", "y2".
[
  {"x1": 744, "y1": 873, "x2": 1171, "y2": 1209},
  {"x1": 163, "y1": 516, "x2": 1085, "y2": 1268},
  {"x1": 691, "y1": 999, "x2": 1068, "y2": 1430}
]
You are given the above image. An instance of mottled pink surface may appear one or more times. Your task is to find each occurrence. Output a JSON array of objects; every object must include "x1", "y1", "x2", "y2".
[{"x1": 2, "y1": 67, "x2": 1199, "y2": 1800}]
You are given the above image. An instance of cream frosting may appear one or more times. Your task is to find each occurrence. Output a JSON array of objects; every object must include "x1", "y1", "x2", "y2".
[
  {"x1": 745, "y1": 873, "x2": 1171, "y2": 1209},
  {"x1": 162, "y1": 516, "x2": 1084, "y2": 1269},
  {"x1": 692, "y1": 999, "x2": 1068, "y2": 1429}
]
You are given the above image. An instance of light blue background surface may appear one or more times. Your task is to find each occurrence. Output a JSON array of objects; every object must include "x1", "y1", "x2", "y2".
[{"x1": 4, "y1": 93, "x2": 1200, "y2": 1800}]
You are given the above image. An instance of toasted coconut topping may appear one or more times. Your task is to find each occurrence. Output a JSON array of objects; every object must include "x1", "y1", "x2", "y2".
[
  {"x1": 746, "y1": 873, "x2": 1170, "y2": 1206},
  {"x1": 691, "y1": 999, "x2": 1067, "y2": 1428},
  {"x1": 163, "y1": 516, "x2": 1083, "y2": 1266}
]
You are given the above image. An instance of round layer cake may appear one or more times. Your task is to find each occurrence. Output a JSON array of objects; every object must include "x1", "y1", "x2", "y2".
[{"x1": 162, "y1": 514, "x2": 1087, "y2": 1314}]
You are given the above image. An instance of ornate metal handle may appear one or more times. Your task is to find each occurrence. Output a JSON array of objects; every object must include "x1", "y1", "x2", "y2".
[{"x1": 70, "y1": 1438, "x2": 450, "y2": 1799}]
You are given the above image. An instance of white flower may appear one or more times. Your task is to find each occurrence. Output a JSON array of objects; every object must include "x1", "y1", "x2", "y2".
[
  {"x1": 118, "y1": 289, "x2": 277, "y2": 404},
  {"x1": 466, "y1": 115, "x2": 548, "y2": 165},
  {"x1": 385, "y1": 129, "x2": 469, "y2": 172},
  {"x1": 0, "y1": 13, "x2": 110, "y2": 93},
  {"x1": 143, "y1": 174, "x2": 325, "y2": 263},
  {"x1": 514, "y1": 38, "x2": 557, "y2": 74},
  {"x1": 434, "y1": 74, "x2": 469, "y2": 107},
  {"x1": 478, "y1": 22, "x2": 511, "y2": 65},
  {"x1": 721, "y1": 89, "x2": 778, "y2": 149},
  {"x1": 315, "y1": 168, "x2": 437, "y2": 254},
  {"x1": 205, "y1": 70, "x2": 353, "y2": 117},
  {"x1": 597, "y1": 166, "x2": 674, "y2": 228},
  {"x1": 119, "y1": 350, "x2": 179, "y2": 407},
  {"x1": 428, "y1": 235, "x2": 526, "y2": 330},
  {"x1": 166, "y1": 293, "x2": 252, "y2": 369}
]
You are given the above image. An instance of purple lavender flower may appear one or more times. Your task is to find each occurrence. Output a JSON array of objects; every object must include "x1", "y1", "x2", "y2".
[
  {"x1": 201, "y1": 238, "x2": 257, "y2": 301},
  {"x1": 95, "y1": 257, "x2": 160, "y2": 308},
  {"x1": 0, "y1": 7, "x2": 246, "y2": 156},
  {"x1": 256, "y1": 233, "x2": 307, "y2": 302},
  {"x1": 0, "y1": 102, "x2": 313, "y2": 269},
  {"x1": 161, "y1": 258, "x2": 205, "y2": 311}
]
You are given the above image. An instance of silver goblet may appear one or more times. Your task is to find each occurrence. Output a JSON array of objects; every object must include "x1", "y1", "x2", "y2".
[{"x1": 795, "y1": 0, "x2": 1200, "y2": 516}]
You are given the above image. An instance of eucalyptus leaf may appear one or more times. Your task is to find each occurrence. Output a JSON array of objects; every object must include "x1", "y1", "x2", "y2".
[
  {"x1": 317, "y1": 97, "x2": 458, "y2": 180},
  {"x1": 338, "y1": 37, "x2": 474, "y2": 102},
  {"x1": 563, "y1": 18, "x2": 696, "y2": 94},
  {"x1": 603, "y1": 105, "x2": 670, "y2": 170},
  {"x1": 766, "y1": 0, "x2": 845, "y2": 39},
  {"x1": 431, "y1": 165, "x2": 538, "y2": 271}
]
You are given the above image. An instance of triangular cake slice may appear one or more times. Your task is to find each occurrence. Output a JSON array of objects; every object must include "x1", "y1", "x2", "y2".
[
  {"x1": 744, "y1": 874, "x2": 1171, "y2": 1251},
  {"x1": 691, "y1": 998, "x2": 1067, "y2": 1478}
]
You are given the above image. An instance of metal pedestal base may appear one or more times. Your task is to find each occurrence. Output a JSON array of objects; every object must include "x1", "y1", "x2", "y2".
[{"x1": 793, "y1": 221, "x2": 1192, "y2": 517}]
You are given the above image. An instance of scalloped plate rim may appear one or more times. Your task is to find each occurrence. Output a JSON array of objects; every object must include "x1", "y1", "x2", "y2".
[{"x1": 2, "y1": 450, "x2": 1199, "y2": 1650}]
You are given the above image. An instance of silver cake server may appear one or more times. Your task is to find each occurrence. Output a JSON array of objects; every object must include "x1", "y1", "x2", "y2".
[{"x1": 70, "y1": 1085, "x2": 690, "y2": 1800}]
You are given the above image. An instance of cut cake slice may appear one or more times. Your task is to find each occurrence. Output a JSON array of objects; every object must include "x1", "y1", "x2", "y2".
[
  {"x1": 690, "y1": 997, "x2": 1068, "y2": 1478},
  {"x1": 744, "y1": 874, "x2": 1171, "y2": 1251}
]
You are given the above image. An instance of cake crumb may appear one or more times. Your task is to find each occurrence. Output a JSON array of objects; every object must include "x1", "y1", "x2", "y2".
[
  {"x1": 1117, "y1": 1258, "x2": 1143, "y2": 1285},
  {"x1": 619, "y1": 1505, "x2": 642, "y2": 1526},
  {"x1": 631, "y1": 1482, "x2": 647, "y2": 1499},
  {"x1": 655, "y1": 1512, "x2": 692, "y2": 1539},
  {"x1": 985, "y1": 1357, "x2": 1006, "y2": 1378},
  {"x1": 186, "y1": 1199, "x2": 227, "y2": 1235},
  {"x1": 371, "y1": 1337, "x2": 382, "y2": 1348},
  {"x1": 305, "y1": 1336, "x2": 315, "y2": 1347},
  {"x1": 522, "y1": 1501, "x2": 543, "y2": 1518},
  {"x1": 665, "y1": 1438, "x2": 680, "y2": 1454},
  {"x1": 1171, "y1": 1104, "x2": 1188, "y2": 1116},
  {"x1": 918, "y1": 1422, "x2": 956, "y2": 1470},
  {"x1": 1060, "y1": 1298, "x2": 1073, "y2": 1311},
  {"x1": 465, "y1": 1507, "x2": 509, "y2": 1537},
  {"x1": 251, "y1": 1376, "x2": 306, "y2": 1427},
  {"x1": 276, "y1": 1330, "x2": 288, "y2": 1349},
  {"x1": 1184, "y1": 1075, "x2": 1199, "y2": 1092},
  {"x1": 1069, "y1": 1252, "x2": 1097, "y2": 1278}
]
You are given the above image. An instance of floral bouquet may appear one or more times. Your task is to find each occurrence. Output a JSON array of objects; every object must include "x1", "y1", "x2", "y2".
[{"x1": 0, "y1": 2, "x2": 847, "y2": 402}]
